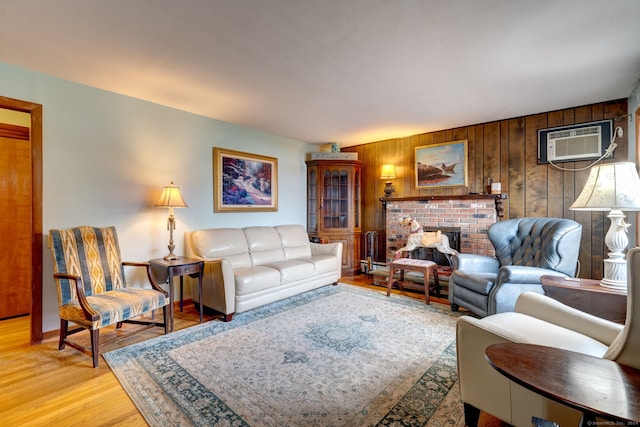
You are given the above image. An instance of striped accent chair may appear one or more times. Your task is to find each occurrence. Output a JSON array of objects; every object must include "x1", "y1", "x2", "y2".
[{"x1": 49, "y1": 226, "x2": 170, "y2": 367}]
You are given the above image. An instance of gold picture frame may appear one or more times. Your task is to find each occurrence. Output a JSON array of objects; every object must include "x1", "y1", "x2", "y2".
[
  {"x1": 213, "y1": 147, "x2": 278, "y2": 212},
  {"x1": 415, "y1": 140, "x2": 468, "y2": 189}
]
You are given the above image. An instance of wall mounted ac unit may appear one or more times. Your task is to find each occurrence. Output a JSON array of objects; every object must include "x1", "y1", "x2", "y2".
[{"x1": 538, "y1": 120, "x2": 613, "y2": 164}]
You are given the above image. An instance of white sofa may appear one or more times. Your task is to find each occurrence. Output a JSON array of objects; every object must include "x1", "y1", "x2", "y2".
[
  {"x1": 457, "y1": 292, "x2": 624, "y2": 427},
  {"x1": 185, "y1": 224, "x2": 342, "y2": 321}
]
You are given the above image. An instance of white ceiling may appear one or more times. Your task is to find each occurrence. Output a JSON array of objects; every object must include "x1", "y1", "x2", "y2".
[{"x1": 1, "y1": 0, "x2": 639, "y2": 147}]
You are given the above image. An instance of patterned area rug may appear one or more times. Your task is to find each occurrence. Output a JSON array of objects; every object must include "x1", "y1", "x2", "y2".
[{"x1": 104, "y1": 284, "x2": 466, "y2": 426}]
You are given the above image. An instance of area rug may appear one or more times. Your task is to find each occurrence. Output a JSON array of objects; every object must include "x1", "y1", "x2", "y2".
[{"x1": 104, "y1": 284, "x2": 466, "y2": 426}]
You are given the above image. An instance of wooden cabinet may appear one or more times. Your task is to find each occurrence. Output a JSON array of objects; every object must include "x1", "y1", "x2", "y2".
[{"x1": 306, "y1": 159, "x2": 362, "y2": 275}]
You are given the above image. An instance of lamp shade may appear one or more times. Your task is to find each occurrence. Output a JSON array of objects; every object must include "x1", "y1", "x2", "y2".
[
  {"x1": 570, "y1": 162, "x2": 640, "y2": 211},
  {"x1": 155, "y1": 181, "x2": 188, "y2": 208},
  {"x1": 380, "y1": 164, "x2": 397, "y2": 180}
]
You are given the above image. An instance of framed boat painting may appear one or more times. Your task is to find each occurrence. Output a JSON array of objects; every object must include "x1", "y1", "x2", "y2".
[
  {"x1": 415, "y1": 140, "x2": 468, "y2": 189},
  {"x1": 213, "y1": 147, "x2": 278, "y2": 212}
]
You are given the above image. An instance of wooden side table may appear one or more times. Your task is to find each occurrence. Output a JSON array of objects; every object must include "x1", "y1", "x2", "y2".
[
  {"x1": 485, "y1": 342, "x2": 640, "y2": 426},
  {"x1": 541, "y1": 275, "x2": 627, "y2": 323},
  {"x1": 150, "y1": 257, "x2": 204, "y2": 330}
]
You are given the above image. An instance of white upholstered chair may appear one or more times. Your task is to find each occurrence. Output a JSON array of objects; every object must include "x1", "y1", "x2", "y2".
[{"x1": 455, "y1": 247, "x2": 640, "y2": 427}]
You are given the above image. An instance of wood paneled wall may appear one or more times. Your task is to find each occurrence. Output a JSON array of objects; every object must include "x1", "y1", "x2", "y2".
[{"x1": 343, "y1": 99, "x2": 629, "y2": 280}]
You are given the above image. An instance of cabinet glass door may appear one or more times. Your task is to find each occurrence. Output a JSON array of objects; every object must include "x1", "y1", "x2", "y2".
[
  {"x1": 323, "y1": 169, "x2": 349, "y2": 230},
  {"x1": 307, "y1": 168, "x2": 318, "y2": 232},
  {"x1": 354, "y1": 169, "x2": 361, "y2": 229}
]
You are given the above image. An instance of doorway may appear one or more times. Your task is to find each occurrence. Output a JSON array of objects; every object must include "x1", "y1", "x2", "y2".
[
  {"x1": 0, "y1": 96, "x2": 43, "y2": 344},
  {"x1": 0, "y1": 119, "x2": 31, "y2": 318}
]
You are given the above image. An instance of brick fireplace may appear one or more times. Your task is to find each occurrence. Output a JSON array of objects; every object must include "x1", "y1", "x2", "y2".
[{"x1": 382, "y1": 195, "x2": 505, "y2": 262}]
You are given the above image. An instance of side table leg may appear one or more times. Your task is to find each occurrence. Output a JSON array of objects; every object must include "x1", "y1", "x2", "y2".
[
  {"x1": 179, "y1": 276, "x2": 184, "y2": 312},
  {"x1": 579, "y1": 411, "x2": 596, "y2": 427},
  {"x1": 168, "y1": 272, "x2": 175, "y2": 332},
  {"x1": 198, "y1": 270, "x2": 203, "y2": 323}
]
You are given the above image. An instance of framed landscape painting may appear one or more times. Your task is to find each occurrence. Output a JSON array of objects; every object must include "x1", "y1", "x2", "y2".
[
  {"x1": 415, "y1": 140, "x2": 468, "y2": 189},
  {"x1": 213, "y1": 147, "x2": 278, "y2": 212}
]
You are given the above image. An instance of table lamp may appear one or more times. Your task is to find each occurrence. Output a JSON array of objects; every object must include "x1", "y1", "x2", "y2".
[
  {"x1": 570, "y1": 162, "x2": 640, "y2": 289},
  {"x1": 380, "y1": 164, "x2": 396, "y2": 197},
  {"x1": 155, "y1": 181, "x2": 188, "y2": 260}
]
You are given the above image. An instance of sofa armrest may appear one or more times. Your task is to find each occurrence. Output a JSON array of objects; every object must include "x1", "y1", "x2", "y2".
[
  {"x1": 191, "y1": 257, "x2": 237, "y2": 316},
  {"x1": 487, "y1": 267, "x2": 570, "y2": 314},
  {"x1": 311, "y1": 241, "x2": 343, "y2": 260},
  {"x1": 496, "y1": 265, "x2": 566, "y2": 285},
  {"x1": 515, "y1": 292, "x2": 623, "y2": 346},
  {"x1": 452, "y1": 253, "x2": 500, "y2": 273}
]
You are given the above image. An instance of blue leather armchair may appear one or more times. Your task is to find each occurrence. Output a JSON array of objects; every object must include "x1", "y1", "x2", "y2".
[{"x1": 449, "y1": 217, "x2": 582, "y2": 317}]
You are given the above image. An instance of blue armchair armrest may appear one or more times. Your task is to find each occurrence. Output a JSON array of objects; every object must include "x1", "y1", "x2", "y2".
[
  {"x1": 453, "y1": 253, "x2": 500, "y2": 274},
  {"x1": 489, "y1": 266, "x2": 570, "y2": 314},
  {"x1": 496, "y1": 265, "x2": 568, "y2": 285}
]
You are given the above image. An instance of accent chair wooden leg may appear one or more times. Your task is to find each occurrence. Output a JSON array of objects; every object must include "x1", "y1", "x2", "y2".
[
  {"x1": 223, "y1": 313, "x2": 234, "y2": 322},
  {"x1": 116, "y1": 321, "x2": 123, "y2": 329},
  {"x1": 451, "y1": 303, "x2": 460, "y2": 312},
  {"x1": 90, "y1": 329, "x2": 100, "y2": 368},
  {"x1": 58, "y1": 319, "x2": 68, "y2": 350}
]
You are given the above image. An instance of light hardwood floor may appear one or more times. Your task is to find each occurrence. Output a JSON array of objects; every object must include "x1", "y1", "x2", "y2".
[{"x1": 0, "y1": 276, "x2": 436, "y2": 426}]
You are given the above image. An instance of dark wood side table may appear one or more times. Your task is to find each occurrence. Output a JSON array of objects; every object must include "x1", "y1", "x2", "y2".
[
  {"x1": 150, "y1": 257, "x2": 204, "y2": 330},
  {"x1": 485, "y1": 342, "x2": 640, "y2": 426},
  {"x1": 540, "y1": 275, "x2": 627, "y2": 323}
]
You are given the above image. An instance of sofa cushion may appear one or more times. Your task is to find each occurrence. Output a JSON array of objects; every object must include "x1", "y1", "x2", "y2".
[
  {"x1": 244, "y1": 226, "x2": 285, "y2": 265},
  {"x1": 192, "y1": 228, "x2": 251, "y2": 268},
  {"x1": 234, "y1": 266, "x2": 281, "y2": 295},
  {"x1": 277, "y1": 224, "x2": 313, "y2": 259},
  {"x1": 303, "y1": 255, "x2": 339, "y2": 275},
  {"x1": 263, "y1": 260, "x2": 315, "y2": 284}
]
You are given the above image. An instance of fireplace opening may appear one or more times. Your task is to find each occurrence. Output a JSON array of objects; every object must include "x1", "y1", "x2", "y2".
[{"x1": 408, "y1": 226, "x2": 461, "y2": 267}]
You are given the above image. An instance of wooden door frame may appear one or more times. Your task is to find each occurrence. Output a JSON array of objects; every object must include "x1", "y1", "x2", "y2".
[{"x1": 0, "y1": 96, "x2": 43, "y2": 344}]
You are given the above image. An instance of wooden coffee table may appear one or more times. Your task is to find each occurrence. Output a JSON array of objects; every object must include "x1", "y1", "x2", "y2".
[{"x1": 485, "y1": 342, "x2": 640, "y2": 426}]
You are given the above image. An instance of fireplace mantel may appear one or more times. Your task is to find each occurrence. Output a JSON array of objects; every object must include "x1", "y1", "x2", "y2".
[{"x1": 380, "y1": 193, "x2": 508, "y2": 217}]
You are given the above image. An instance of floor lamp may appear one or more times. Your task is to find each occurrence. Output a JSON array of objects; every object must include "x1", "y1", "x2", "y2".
[{"x1": 570, "y1": 162, "x2": 640, "y2": 289}]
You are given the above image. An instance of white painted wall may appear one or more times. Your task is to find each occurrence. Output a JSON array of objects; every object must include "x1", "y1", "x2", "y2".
[{"x1": 0, "y1": 61, "x2": 316, "y2": 332}]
